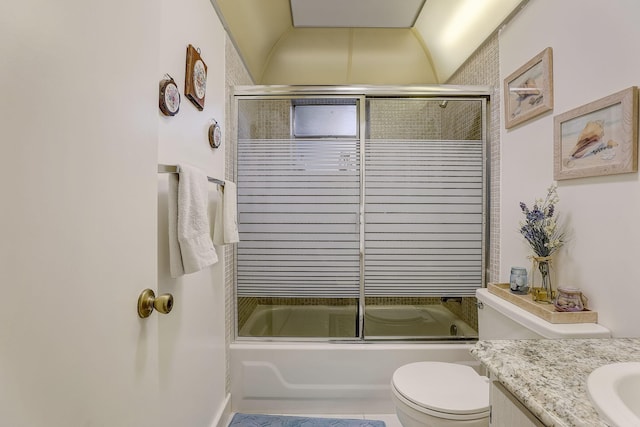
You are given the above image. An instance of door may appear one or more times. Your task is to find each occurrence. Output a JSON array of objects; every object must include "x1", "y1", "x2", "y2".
[{"x1": 0, "y1": 0, "x2": 161, "y2": 425}]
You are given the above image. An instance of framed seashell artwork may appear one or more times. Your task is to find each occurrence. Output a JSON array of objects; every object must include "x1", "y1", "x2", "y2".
[
  {"x1": 554, "y1": 86, "x2": 638, "y2": 180},
  {"x1": 504, "y1": 47, "x2": 554, "y2": 129}
]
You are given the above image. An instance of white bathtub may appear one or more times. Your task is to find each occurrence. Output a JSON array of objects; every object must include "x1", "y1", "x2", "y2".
[
  {"x1": 231, "y1": 304, "x2": 479, "y2": 414},
  {"x1": 230, "y1": 341, "x2": 478, "y2": 414}
]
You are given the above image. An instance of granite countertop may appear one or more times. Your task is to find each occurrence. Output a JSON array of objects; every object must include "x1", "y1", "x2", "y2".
[{"x1": 471, "y1": 338, "x2": 640, "y2": 427}]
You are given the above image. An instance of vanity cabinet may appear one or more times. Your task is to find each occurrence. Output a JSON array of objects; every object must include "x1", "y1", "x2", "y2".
[{"x1": 490, "y1": 381, "x2": 545, "y2": 427}]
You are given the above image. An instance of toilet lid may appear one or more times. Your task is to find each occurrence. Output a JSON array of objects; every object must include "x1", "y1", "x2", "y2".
[{"x1": 392, "y1": 362, "x2": 490, "y2": 416}]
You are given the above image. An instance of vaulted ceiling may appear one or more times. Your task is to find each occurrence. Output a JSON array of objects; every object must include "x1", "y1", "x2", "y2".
[{"x1": 213, "y1": 0, "x2": 525, "y2": 85}]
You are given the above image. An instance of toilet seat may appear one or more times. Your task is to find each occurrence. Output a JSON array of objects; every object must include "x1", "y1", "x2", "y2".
[{"x1": 391, "y1": 362, "x2": 490, "y2": 421}]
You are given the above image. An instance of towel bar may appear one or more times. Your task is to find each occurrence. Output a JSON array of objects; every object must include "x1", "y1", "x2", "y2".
[{"x1": 157, "y1": 164, "x2": 225, "y2": 187}]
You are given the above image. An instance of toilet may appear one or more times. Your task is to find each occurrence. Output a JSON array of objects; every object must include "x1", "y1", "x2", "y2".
[{"x1": 390, "y1": 287, "x2": 611, "y2": 427}]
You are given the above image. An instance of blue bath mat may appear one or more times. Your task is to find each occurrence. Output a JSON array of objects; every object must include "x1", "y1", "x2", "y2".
[{"x1": 229, "y1": 413, "x2": 386, "y2": 427}]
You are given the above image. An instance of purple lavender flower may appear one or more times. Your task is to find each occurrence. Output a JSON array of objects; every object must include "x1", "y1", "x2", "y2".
[
  {"x1": 547, "y1": 204, "x2": 554, "y2": 218},
  {"x1": 527, "y1": 209, "x2": 544, "y2": 222},
  {"x1": 518, "y1": 186, "x2": 564, "y2": 257}
]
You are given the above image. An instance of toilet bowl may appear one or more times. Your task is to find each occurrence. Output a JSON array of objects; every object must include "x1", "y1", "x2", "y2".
[
  {"x1": 391, "y1": 362, "x2": 489, "y2": 427},
  {"x1": 391, "y1": 288, "x2": 612, "y2": 426}
]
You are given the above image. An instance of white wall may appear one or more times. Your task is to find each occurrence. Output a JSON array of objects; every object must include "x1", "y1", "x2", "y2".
[
  {"x1": 156, "y1": 0, "x2": 229, "y2": 425},
  {"x1": 0, "y1": 0, "x2": 229, "y2": 425},
  {"x1": 499, "y1": 0, "x2": 640, "y2": 337}
]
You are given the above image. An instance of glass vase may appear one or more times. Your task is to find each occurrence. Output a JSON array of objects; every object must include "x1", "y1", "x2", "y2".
[{"x1": 531, "y1": 256, "x2": 554, "y2": 303}]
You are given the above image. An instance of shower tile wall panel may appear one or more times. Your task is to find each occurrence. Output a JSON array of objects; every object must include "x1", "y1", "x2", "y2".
[
  {"x1": 225, "y1": 35, "x2": 253, "y2": 394},
  {"x1": 442, "y1": 101, "x2": 483, "y2": 141},
  {"x1": 367, "y1": 100, "x2": 442, "y2": 139},
  {"x1": 366, "y1": 297, "x2": 441, "y2": 305},
  {"x1": 367, "y1": 97, "x2": 481, "y2": 142},
  {"x1": 462, "y1": 297, "x2": 479, "y2": 330},
  {"x1": 236, "y1": 297, "x2": 258, "y2": 332},
  {"x1": 238, "y1": 100, "x2": 291, "y2": 140},
  {"x1": 257, "y1": 297, "x2": 358, "y2": 306},
  {"x1": 448, "y1": 33, "x2": 500, "y2": 285}
]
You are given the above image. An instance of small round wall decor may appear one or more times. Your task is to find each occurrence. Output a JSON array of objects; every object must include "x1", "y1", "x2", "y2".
[
  {"x1": 159, "y1": 74, "x2": 180, "y2": 116},
  {"x1": 208, "y1": 119, "x2": 222, "y2": 149}
]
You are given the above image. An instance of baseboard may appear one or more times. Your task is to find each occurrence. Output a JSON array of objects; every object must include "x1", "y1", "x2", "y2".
[{"x1": 211, "y1": 393, "x2": 232, "y2": 427}]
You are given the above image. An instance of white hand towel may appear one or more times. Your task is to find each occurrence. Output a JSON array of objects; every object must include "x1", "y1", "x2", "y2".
[
  {"x1": 167, "y1": 174, "x2": 184, "y2": 277},
  {"x1": 213, "y1": 181, "x2": 240, "y2": 245},
  {"x1": 168, "y1": 164, "x2": 218, "y2": 278}
]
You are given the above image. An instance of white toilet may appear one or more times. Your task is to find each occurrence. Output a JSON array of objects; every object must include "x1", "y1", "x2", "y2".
[{"x1": 390, "y1": 287, "x2": 611, "y2": 427}]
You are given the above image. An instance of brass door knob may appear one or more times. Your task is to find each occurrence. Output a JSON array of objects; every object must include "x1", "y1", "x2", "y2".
[{"x1": 137, "y1": 289, "x2": 174, "y2": 318}]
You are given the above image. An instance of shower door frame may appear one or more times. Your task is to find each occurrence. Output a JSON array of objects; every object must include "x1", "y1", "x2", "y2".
[{"x1": 232, "y1": 85, "x2": 491, "y2": 342}]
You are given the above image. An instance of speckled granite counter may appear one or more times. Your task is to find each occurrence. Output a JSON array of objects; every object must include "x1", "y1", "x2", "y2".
[{"x1": 471, "y1": 338, "x2": 640, "y2": 427}]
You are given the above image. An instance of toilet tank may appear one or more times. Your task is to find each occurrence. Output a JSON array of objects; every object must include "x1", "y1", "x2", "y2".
[{"x1": 476, "y1": 288, "x2": 610, "y2": 340}]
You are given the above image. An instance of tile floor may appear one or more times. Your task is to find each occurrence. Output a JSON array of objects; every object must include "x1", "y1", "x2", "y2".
[{"x1": 226, "y1": 413, "x2": 402, "y2": 427}]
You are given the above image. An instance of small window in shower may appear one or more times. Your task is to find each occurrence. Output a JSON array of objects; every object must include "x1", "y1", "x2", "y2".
[{"x1": 292, "y1": 99, "x2": 358, "y2": 138}]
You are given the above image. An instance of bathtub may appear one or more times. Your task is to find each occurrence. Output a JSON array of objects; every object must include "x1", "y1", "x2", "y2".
[{"x1": 231, "y1": 304, "x2": 479, "y2": 414}]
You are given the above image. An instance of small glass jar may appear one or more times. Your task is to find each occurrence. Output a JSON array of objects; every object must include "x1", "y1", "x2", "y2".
[
  {"x1": 554, "y1": 287, "x2": 585, "y2": 312},
  {"x1": 510, "y1": 267, "x2": 529, "y2": 294}
]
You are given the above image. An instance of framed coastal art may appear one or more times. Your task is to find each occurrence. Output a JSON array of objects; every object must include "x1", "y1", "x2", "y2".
[
  {"x1": 554, "y1": 86, "x2": 638, "y2": 180},
  {"x1": 504, "y1": 47, "x2": 553, "y2": 129}
]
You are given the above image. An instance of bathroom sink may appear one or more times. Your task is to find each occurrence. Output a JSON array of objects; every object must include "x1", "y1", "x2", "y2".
[{"x1": 587, "y1": 362, "x2": 640, "y2": 427}]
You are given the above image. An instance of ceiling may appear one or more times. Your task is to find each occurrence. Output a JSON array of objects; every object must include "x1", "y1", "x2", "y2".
[
  {"x1": 213, "y1": 0, "x2": 525, "y2": 85},
  {"x1": 290, "y1": 0, "x2": 425, "y2": 28}
]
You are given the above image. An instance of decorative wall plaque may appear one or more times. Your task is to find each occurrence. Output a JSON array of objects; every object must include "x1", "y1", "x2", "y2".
[
  {"x1": 208, "y1": 119, "x2": 221, "y2": 148},
  {"x1": 158, "y1": 74, "x2": 180, "y2": 116},
  {"x1": 184, "y1": 44, "x2": 207, "y2": 111}
]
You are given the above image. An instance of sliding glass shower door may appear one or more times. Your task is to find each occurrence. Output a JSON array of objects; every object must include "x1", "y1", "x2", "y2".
[
  {"x1": 235, "y1": 97, "x2": 362, "y2": 338},
  {"x1": 233, "y1": 88, "x2": 487, "y2": 341},
  {"x1": 363, "y1": 98, "x2": 485, "y2": 339}
]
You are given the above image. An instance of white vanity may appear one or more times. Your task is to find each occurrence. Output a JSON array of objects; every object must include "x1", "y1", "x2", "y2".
[{"x1": 490, "y1": 380, "x2": 544, "y2": 427}]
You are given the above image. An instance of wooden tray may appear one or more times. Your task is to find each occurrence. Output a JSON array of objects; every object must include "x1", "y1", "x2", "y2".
[{"x1": 487, "y1": 283, "x2": 598, "y2": 324}]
